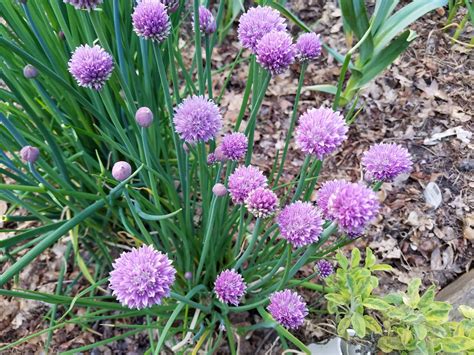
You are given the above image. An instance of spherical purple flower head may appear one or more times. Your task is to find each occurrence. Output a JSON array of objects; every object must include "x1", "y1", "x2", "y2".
[
  {"x1": 238, "y1": 6, "x2": 286, "y2": 52},
  {"x1": 132, "y1": 0, "x2": 171, "y2": 42},
  {"x1": 214, "y1": 269, "x2": 247, "y2": 306},
  {"x1": 228, "y1": 165, "x2": 268, "y2": 204},
  {"x1": 277, "y1": 201, "x2": 323, "y2": 248},
  {"x1": 112, "y1": 161, "x2": 132, "y2": 181},
  {"x1": 256, "y1": 31, "x2": 296, "y2": 76},
  {"x1": 194, "y1": 6, "x2": 216, "y2": 35},
  {"x1": 212, "y1": 183, "x2": 227, "y2": 197},
  {"x1": 296, "y1": 32, "x2": 322, "y2": 62},
  {"x1": 109, "y1": 245, "x2": 176, "y2": 309},
  {"x1": 295, "y1": 107, "x2": 348, "y2": 159},
  {"x1": 316, "y1": 260, "x2": 334, "y2": 279},
  {"x1": 362, "y1": 143, "x2": 413, "y2": 182},
  {"x1": 23, "y1": 64, "x2": 38, "y2": 79},
  {"x1": 221, "y1": 132, "x2": 248, "y2": 161},
  {"x1": 63, "y1": 0, "x2": 103, "y2": 10},
  {"x1": 20, "y1": 145, "x2": 40, "y2": 163},
  {"x1": 68, "y1": 45, "x2": 114, "y2": 90},
  {"x1": 173, "y1": 96, "x2": 222, "y2": 143},
  {"x1": 327, "y1": 182, "x2": 380, "y2": 236},
  {"x1": 317, "y1": 179, "x2": 346, "y2": 219},
  {"x1": 161, "y1": 0, "x2": 179, "y2": 13},
  {"x1": 135, "y1": 107, "x2": 154, "y2": 128},
  {"x1": 207, "y1": 153, "x2": 217, "y2": 165},
  {"x1": 245, "y1": 187, "x2": 278, "y2": 218},
  {"x1": 268, "y1": 290, "x2": 308, "y2": 329}
]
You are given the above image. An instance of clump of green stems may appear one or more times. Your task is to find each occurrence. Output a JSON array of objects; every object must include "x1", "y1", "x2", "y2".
[{"x1": 0, "y1": 0, "x2": 445, "y2": 353}]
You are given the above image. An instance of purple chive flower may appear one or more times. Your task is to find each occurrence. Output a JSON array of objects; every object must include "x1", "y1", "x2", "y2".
[
  {"x1": 277, "y1": 201, "x2": 324, "y2": 248},
  {"x1": 362, "y1": 143, "x2": 413, "y2": 182},
  {"x1": 295, "y1": 107, "x2": 348, "y2": 159},
  {"x1": 161, "y1": 0, "x2": 179, "y2": 13},
  {"x1": 194, "y1": 6, "x2": 216, "y2": 34},
  {"x1": 317, "y1": 179, "x2": 346, "y2": 219},
  {"x1": 228, "y1": 165, "x2": 268, "y2": 204},
  {"x1": 63, "y1": 0, "x2": 103, "y2": 10},
  {"x1": 132, "y1": 0, "x2": 171, "y2": 42},
  {"x1": 268, "y1": 290, "x2": 308, "y2": 329},
  {"x1": 207, "y1": 153, "x2": 217, "y2": 165},
  {"x1": 20, "y1": 145, "x2": 40, "y2": 163},
  {"x1": 135, "y1": 107, "x2": 154, "y2": 128},
  {"x1": 296, "y1": 32, "x2": 322, "y2": 62},
  {"x1": 23, "y1": 65, "x2": 38, "y2": 79},
  {"x1": 256, "y1": 31, "x2": 295, "y2": 76},
  {"x1": 68, "y1": 44, "x2": 114, "y2": 90},
  {"x1": 173, "y1": 96, "x2": 222, "y2": 143},
  {"x1": 214, "y1": 269, "x2": 247, "y2": 306},
  {"x1": 238, "y1": 6, "x2": 286, "y2": 52},
  {"x1": 316, "y1": 260, "x2": 334, "y2": 279},
  {"x1": 220, "y1": 132, "x2": 248, "y2": 161},
  {"x1": 109, "y1": 245, "x2": 176, "y2": 309},
  {"x1": 112, "y1": 161, "x2": 132, "y2": 181},
  {"x1": 245, "y1": 187, "x2": 278, "y2": 218},
  {"x1": 212, "y1": 183, "x2": 228, "y2": 197},
  {"x1": 327, "y1": 182, "x2": 380, "y2": 236}
]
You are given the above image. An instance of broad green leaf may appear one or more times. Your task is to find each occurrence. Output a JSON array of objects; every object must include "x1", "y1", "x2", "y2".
[
  {"x1": 303, "y1": 84, "x2": 338, "y2": 96},
  {"x1": 371, "y1": 263, "x2": 393, "y2": 272},
  {"x1": 363, "y1": 297, "x2": 390, "y2": 311},
  {"x1": 378, "y1": 336, "x2": 405, "y2": 351},
  {"x1": 351, "y1": 312, "x2": 366, "y2": 338},
  {"x1": 459, "y1": 305, "x2": 474, "y2": 319},
  {"x1": 356, "y1": 30, "x2": 415, "y2": 89},
  {"x1": 336, "y1": 251, "x2": 349, "y2": 270},
  {"x1": 372, "y1": 0, "x2": 399, "y2": 34},
  {"x1": 325, "y1": 293, "x2": 347, "y2": 306},
  {"x1": 339, "y1": 0, "x2": 374, "y2": 63},
  {"x1": 396, "y1": 327, "x2": 413, "y2": 346},
  {"x1": 363, "y1": 315, "x2": 382, "y2": 334},
  {"x1": 407, "y1": 278, "x2": 422, "y2": 298},
  {"x1": 337, "y1": 316, "x2": 351, "y2": 338},
  {"x1": 424, "y1": 302, "x2": 452, "y2": 324},
  {"x1": 384, "y1": 293, "x2": 403, "y2": 305},
  {"x1": 374, "y1": 0, "x2": 448, "y2": 52},
  {"x1": 418, "y1": 286, "x2": 435, "y2": 309},
  {"x1": 350, "y1": 247, "x2": 361, "y2": 268},
  {"x1": 364, "y1": 247, "x2": 376, "y2": 268},
  {"x1": 440, "y1": 336, "x2": 474, "y2": 353},
  {"x1": 413, "y1": 324, "x2": 427, "y2": 340}
]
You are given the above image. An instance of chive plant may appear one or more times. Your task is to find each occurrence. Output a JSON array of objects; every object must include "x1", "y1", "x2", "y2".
[{"x1": 0, "y1": 0, "x2": 443, "y2": 353}]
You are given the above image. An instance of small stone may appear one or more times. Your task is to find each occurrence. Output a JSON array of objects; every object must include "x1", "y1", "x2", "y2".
[{"x1": 424, "y1": 182, "x2": 442, "y2": 209}]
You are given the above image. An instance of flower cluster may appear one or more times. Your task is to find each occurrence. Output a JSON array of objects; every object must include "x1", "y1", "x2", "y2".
[
  {"x1": 228, "y1": 165, "x2": 268, "y2": 204},
  {"x1": 214, "y1": 269, "x2": 247, "y2": 306},
  {"x1": 68, "y1": 45, "x2": 114, "y2": 90},
  {"x1": 220, "y1": 132, "x2": 248, "y2": 161},
  {"x1": 295, "y1": 107, "x2": 348, "y2": 159},
  {"x1": 256, "y1": 31, "x2": 296, "y2": 75},
  {"x1": 173, "y1": 96, "x2": 222, "y2": 143},
  {"x1": 195, "y1": 6, "x2": 216, "y2": 34},
  {"x1": 318, "y1": 180, "x2": 380, "y2": 236},
  {"x1": 316, "y1": 260, "x2": 334, "y2": 279},
  {"x1": 246, "y1": 187, "x2": 278, "y2": 218},
  {"x1": 296, "y1": 32, "x2": 322, "y2": 62},
  {"x1": 132, "y1": 0, "x2": 171, "y2": 42},
  {"x1": 109, "y1": 245, "x2": 176, "y2": 309},
  {"x1": 362, "y1": 143, "x2": 412, "y2": 181},
  {"x1": 268, "y1": 290, "x2": 308, "y2": 329},
  {"x1": 277, "y1": 202, "x2": 324, "y2": 248}
]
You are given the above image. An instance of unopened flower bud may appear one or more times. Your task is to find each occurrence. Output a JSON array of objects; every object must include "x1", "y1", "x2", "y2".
[
  {"x1": 112, "y1": 161, "x2": 132, "y2": 181},
  {"x1": 20, "y1": 145, "x2": 40, "y2": 163},
  {"x1": 58, "y1": 31, "x2": 65, "y2": 40},
  {"x1": 23, "y1": 64, "x2": 38, "y2": 79},
  {"x1": 184, "y1": 271, "x2": 193, "y2": 280},
  {"x1": 135, "y1": 107, "x2": 154, "y2": 128},
  {"x1": 212, "y1": 183, "x2": 227, "y2": 197}
]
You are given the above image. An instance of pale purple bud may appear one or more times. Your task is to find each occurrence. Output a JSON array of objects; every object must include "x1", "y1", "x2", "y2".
[
  {"x1": 212, "y1": 183, "x2": 227, "y2": 197},
  {"x1": 23, "y1": 65, "x2": 38, "y2": 79},
  {"x1": 184, "y1": 271, "x2": 193, "y2": 280},
  {"x1": 112, "y1": 161, "x2": 132, "y2": 181},
  {"x1": 20, "y1": 145, "x2": 40, "y2": 163},
  {"x1": 135, "y1": 107, "x2": 154, "y2": 128}
]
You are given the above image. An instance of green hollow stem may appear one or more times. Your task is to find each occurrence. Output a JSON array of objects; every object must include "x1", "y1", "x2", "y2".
[
  {"x1": 234, "y1": 218, "x2": 262, "y2": 270},
  {"x1": 234, "y1": 57, "x2": 255, "y2": 131},
  {"x1": 274, "y1": 62, "x2": 308, "y2": 186},
  {"x1": 245, "y1": 73, "x2": 271, "y2": 165},
  {"x1": 195, "y1": 194, "x2": 219, "y2": 283},
  {"x1": 204, "y1": 35, "x2": 213, "y2": 100},
  {"x1": 193, "y1": 0, "x2": 205, "y2": 94},
  {"x1": 0, "y1": 166, "x2": 143, "y2": 287},
  {"x1": 291, "y1": 155, "x2": 312, "y2": 202}
]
